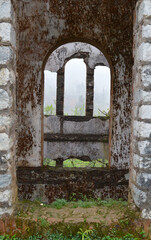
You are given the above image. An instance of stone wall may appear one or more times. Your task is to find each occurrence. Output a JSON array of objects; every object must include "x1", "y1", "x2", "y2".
[
  {"x1": 44, "y1": 116, "x2": 109, "y2": 164},
  {"x1": 0, "y1": 0, "x2": 17, "y2": 216},
  {"x1": 45, "y1": 42, "x2": 109, "y2": 72},
  {"x1": 17, "y1": 167, "x2": 129, "y2": 203},
  {"x1": 15, "y1": 0, "x2": 137, "y2": 169},
  {"x1": 131, "y1": 0, "x2": 151, "y2": 219}
]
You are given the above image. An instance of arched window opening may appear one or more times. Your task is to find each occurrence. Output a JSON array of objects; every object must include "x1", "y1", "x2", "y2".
[
  {"x1": 44, "y1": 70, "x2": 57, "y2": 115},
  {"x1": 43, "y1": 42, "x2": 110, "y2": 170},
  {"x1": 93, "y1": 66, "x2": 111, "y2": 117},
  {"x1": 64, "y1": 58, "x2": 86, "y2": 116}
]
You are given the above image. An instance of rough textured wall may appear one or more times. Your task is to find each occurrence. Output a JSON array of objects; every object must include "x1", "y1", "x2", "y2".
[
  {"x1": 16, "y1": 0, "x2": 137, "y2": 168},
  {"x1": 131, "y1": 0, "x2": 151, "y2": 219},
  {"x1": 0, "y1": 0, "x2": 17, "y2": 216},
  {"x1": 45, "y1": 42, "x2": 109, "y2": 72},
  {"x1": 44, "y1": 116, "x2": 109, "y2": 163},
  {"x1": 17, "y1": 167, "x2": 129, "y2": 203}
]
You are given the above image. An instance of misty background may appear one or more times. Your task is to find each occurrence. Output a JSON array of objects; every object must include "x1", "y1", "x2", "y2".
[{"x1": 44, "y1": 58, "x2": 110, "y2": 116}]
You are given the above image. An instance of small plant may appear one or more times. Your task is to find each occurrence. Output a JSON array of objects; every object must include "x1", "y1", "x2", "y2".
[
  {"x1": 78, "y1": 228, "x2": 93, "y2": 240},
  {"x1": 44, "y1": 100, "x2": 56, "y2": 115},
  {"x1": 98, "y1": 108, "x2": 110, "y2": 119},
  {"x1": 51, "y1": 199, "x2": 67, "y2": 209}
]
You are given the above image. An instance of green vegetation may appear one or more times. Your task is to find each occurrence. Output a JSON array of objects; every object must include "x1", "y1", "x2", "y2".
[
  {"x1": 98, "y1": 109, "x2": 110, "y2": 119},
  {"x1": 44, "y1": 101, "x2": 56, "y2": 115},
  {"x1": 43, "y1": 158, "x2": 108, "y2": 168}
]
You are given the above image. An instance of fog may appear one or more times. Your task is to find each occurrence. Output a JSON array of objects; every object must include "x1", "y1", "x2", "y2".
[{"x1": 44, "y1": 59, "x2": 110, "y2": 116}]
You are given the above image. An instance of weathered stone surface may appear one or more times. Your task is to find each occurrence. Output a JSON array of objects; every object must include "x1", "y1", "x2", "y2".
[
  {"x1": 0, "y1": 90, "x2": 9, "y2": 110},
  {"x1": 44, "y1": 141, "x2": 109, "y2": 161},
  {"x1": 0, "y1": 68, "x2": 10, "y2": 86},
  {"x1": 132, "y1": 184, "x2": 147, "y2": 208},
  {"x1": 136, "y1": 172, "x2": 151, "y2": 189},
  {"x1": 0, "y1": 47, "x2": 12, "y2": 65},
  {"x1": 0, "y1": 115, "x2": 11, "y2": 127},
  {"x1": 142, "y1": 25, "x2": 151, "y2": 39},
  {"x1": 138, "y1": 43, "x2": 151, "y2": 62},
  {"x1": 0, "y1": 174, "x2": 11, "y2": 189},
  {"x1": 0, "y1": 133, "x2": 9, "y2": 151},
  {"x1": 0, "y1": 0, "x2": 11, "y2": 20},
  {"x1": 141, "y1": 65, "x2": 151, "y2": 87},
  {"x1": 0, "y1": 23, "x2": 11, "y2": 42},
  {"x1": 0, "y1": 190, "x2": 11, "y2": 204},
  {"x1": 138, "y1": 140, "x2": 151, "y2": 155},
  {"x1": 44, "y1": 116, "x2": 60, "y2": 134},
  {"x1": 63, "y1": 118, "x2": 109, "y2": 135},
  {"x1": 134, "y1": 121, "x2": 151, "y2": 138},
  {"x1": 134, "y1": 89, "x2": 151, "y2": 103},
  {"x1": 142, "y1": 209, "x2": 151, "y2": 220},
  {"x1": 139, "y1": 106, "x2": 151, "y2": 119},
  {"x1": 138, "y1": 0, "x2": 151, "y2": 23}
]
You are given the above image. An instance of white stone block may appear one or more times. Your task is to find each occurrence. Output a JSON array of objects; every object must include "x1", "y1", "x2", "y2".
[
  {"x1": 0, "y1": 89, "x2": 9, "y2": 110},
  {"x1": 142, "y1": 25, "x2": 151, "y2": 39},
  {"x1": 138, "y1": 43, "x2": 151, "y2": 62},
  {"x1": 0, "y1": 115, "x2": 11, "y2": 126},
  {"x1": 0, "y1": 0, "x2": 11, "y2": 20},
  {"x1": 142, "y1": 209, "x2": 151, "y2": 219},
  {"x1": 138, "y1": 0, "x2": 151, "y2": 23},
  {"x1": 0, "y1": 68, "x2": 10, "y2": 86},
  {"x1": 133, "y1": 154, "x2": 143, "y2": 168},
  {"x1": 0, "y1": 190, "x2": 11, "y2": 203},
  {"x1": 134, "y1": 121, "x2": 151, "y2": 138},
  {"x1": 0, "y1": 133, "x2": 9, "y2": 151},
  {"x1": 0, "y1": 46, "x2": 13, "y2": 64},
  {"x1": 132, "y1": 184, "x2": 147, "y2": 208},
  {"x1": 139, "y1": 105, "x2": 151, "y2": 119},
  {"x1": 0, "y1": 207, "x2": 13, "y2": 216},
  {"x1": 0, "y1": 23, "x2": 11, "y2": 42},
  {"x1": 141, "y1": 65, "x2": 151, "y2": 87},
  {"x1": 138, "y1": 140, "x2": 151, "y2": 155}
]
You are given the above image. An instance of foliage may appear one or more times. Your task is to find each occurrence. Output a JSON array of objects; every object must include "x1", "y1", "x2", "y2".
[
  {"x1": 44, "y1": 158, "x2": 108, "y2": 168},
  {"x1": 98, "y1": 108, "x2": 110, "y2": 119},
  {"x1": 44, "y1": 101, "x2": 56, "y2": 115},
  {"x1": 71, "y1": 104, "x2": 85, "y2": 116},
  {"x1": 50, "y1": 199, "x2": 67, "y2": 209}
]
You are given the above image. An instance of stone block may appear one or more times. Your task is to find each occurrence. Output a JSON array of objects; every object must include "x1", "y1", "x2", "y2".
[
  {"x1": 136, "y1": 172, "x2": 151, "y2": 189},
  {"x1": 0, "y1": 23, "x2": 11, "y2": 42},
  {"x1": 132, "y1": 184, "x2": 147, "y2": 208},
  {"x1": 134, "y1": 121, "x2": 151, "y2": 138},
  {"x1": 134, "y1": 89, "x2": 151, "y2": 104},
  {"x1": 0, "y1": 133, "x2": 9, "y2": 151},
  {"x1": 142, "y1": 25, "x2": 151, "y2": 39},
  {"x1": 0, "y1": 173, "x2": 11, "y2": 189},
  {"x1": 44, "y1": 116, "x2": 60, "y2": 134},
  {"x1": 0, "y1": 190, "x2": 11, "y2": 204},
  {"x1": 0, "y1": 207, "x2": 13, "y2": 216},
  {"x1": 0, "y1": 68, "x2": 10, "y2": 86},
  {"x1": 141, "y1": 65, "x2": 151, "y2": 87},
  {"x1": 142, "y1": 209, "x2": 151, "y2": 219},
  {"x1": 0, "y1": 0, "x2": 11, "y2": 20},
  {"x1": 133, "y1": 154, "x2": 143, "y2": 168},
  {"x1": 0, "y1": 115, "x2": 11, "y2": 127},
  {"x1": 138, "y1": 0, "x2": 151, "y2": 23},
  {"x1": 0, "y1": 90, "x2": 9, "y2": 110},
  {"x1": 138, "y1": 140, "x2": 151, "y2": 155},
  {"x1": 0, "y1": 46, "x2": 13, "y2": 65},
  {"x1": 138, "y1": 43, "x2": 151, "y2": 62},
  {"x1": 139, "y1": 105, "x2": 151, "y2": 119}
]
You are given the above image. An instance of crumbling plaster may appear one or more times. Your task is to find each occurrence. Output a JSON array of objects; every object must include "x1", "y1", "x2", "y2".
[
  {"x1": 16, "y1": 0, "x2": 137, "y2": 169},
  {"x1": 45, "y1": 42, "x2": 109, "y2": 72}
]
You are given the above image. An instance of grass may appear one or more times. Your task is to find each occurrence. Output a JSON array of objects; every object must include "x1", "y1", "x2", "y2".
[{"x1": 44, "y1": 158, "x2": 108, "y2": 168}]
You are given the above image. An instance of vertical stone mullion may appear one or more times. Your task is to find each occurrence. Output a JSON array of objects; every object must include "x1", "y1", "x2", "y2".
[
  {"x1": 56, "y1": 68, "x2": 64, "y2": 116},
  {"x1": 86, "y1": 67, "x2": 94, "y2": 117}
]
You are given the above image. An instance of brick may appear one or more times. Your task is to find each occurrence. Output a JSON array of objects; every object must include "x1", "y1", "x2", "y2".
[{"x1": 0, "y1": 90, "x2": 9, "y2": 110}]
